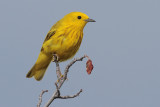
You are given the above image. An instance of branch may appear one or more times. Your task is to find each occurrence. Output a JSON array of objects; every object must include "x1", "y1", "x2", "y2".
[
  {"x1": 58, "y1": 55, "x2": 87, "y2": 88},
  {"x1": 58, "y1": 89, "x2": 83, "y2": 99},
  {"x1": 37, "y1": 90, "x2": 48, "y2": 107},
  {"x1": 44, "y1": 55, "x2": 88, "y2": 107},
  {"x1": 53, "y1": 54, "x2": 62, "y2": 80}
]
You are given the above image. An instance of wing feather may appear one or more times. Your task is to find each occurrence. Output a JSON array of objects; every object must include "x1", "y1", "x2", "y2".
[{"x1": 43, "y1": 31, "x2": 56, "y2": 43}]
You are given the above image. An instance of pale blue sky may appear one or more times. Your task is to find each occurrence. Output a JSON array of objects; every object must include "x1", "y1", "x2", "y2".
[{"x1": 0, "y1": 0, "x2": 160, "y2": 107}]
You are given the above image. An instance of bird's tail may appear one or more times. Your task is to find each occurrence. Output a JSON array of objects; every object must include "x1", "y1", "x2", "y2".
[{"x1": 26, "y1": 52, "x2": 52, "y2": 81}]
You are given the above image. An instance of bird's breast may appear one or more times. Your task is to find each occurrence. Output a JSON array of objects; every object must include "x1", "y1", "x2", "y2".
[
  {"x1": 44, "y1": 29, "x2": 83, "y2": 62},
  {"x1": 57, "y1": 30, "x2": 83, "y2": 61}
]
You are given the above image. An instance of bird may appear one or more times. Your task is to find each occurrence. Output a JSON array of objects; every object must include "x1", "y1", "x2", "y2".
[{"x1": 26, "y1": 12, "x2": 95, "y2": 81}]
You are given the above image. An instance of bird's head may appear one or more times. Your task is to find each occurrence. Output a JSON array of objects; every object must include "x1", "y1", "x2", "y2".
[{"x1": 61, "y1": 12, "x2": 95, "y2": 30}]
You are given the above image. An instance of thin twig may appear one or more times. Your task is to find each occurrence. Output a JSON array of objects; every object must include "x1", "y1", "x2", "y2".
[
  {"x1": 58, "y1": 55, "x2": 87, "y2": 88},
  {"x1": 53, "y1": 54, "x2": 62, "y2": 80},
  {"x1": 44, "y1": 55, "x2": 87, "y2": 107},
  {"x1": 55, "y1": 83, "x2": 58, "y2": 90},
  {"x1": 58, "y1": 89, "x2": 83, "y2": 99},
  {"x1": 37, "y1": 90, "x2": 48, "y2": 107}
]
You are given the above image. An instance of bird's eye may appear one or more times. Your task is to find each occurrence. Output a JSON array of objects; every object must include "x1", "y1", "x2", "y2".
[{"x1": 77, "y1": 16, "x2": 81, "y2": 19}]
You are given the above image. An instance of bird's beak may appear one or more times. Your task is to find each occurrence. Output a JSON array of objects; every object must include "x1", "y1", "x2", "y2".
[{"x1": 84, "y1": 18, "x2": 96, "y2": 22}]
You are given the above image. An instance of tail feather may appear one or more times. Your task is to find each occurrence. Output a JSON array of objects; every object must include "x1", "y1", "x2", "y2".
[
  {"x1": 34, "y1": 67, "x2": 47, "y2": 81},
  {"x1": 26, "y1": 64, "x2": 48, "y2": 81},
  {"x1": 26, "y1": 66, "x2": 35, "y2": 78},
  {"x1": 26, "y1": 52, "x2": 52, "y2": 81}
]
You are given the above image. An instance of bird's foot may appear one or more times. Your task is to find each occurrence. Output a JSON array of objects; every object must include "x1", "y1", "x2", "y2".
[{"x1": 52, "y1": 54, "x2": 59, "y2": 62}]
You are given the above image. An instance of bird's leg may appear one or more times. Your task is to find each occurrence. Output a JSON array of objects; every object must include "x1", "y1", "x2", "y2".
[
  {"x1": 52, "y1": 54, "x2": 63, "y2": 83},
  {"x1": 52, "y1": 54, "x2": 59, "y2": 62}
]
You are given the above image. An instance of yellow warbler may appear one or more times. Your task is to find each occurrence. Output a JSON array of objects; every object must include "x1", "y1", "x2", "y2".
[{"x1": 26, "y1": 12, "x2": 95, "y2": 81}]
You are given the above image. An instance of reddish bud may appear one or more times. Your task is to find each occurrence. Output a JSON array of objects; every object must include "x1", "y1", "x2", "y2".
[{"x1": 86, "y1": 59, "x2": 94, "y2": 74}]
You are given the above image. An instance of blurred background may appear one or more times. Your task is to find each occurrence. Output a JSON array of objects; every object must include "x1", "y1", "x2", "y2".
[{"x1": 0, "y1": 0, "x2": 160, "y2": 107}]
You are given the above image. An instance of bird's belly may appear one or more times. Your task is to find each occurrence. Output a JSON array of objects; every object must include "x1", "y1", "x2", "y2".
[
  {"x1": 55, "y1": 41, "x2": 81, "y2": 62},
  {"x1": 43, "y1": 37, "x2": 82, "y2": 62},
  {"x1": 43, "y1": 29, "x2": 83, "y2": 62}
]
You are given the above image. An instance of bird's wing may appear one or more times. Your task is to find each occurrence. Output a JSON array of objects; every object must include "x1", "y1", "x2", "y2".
[
  {"x1": 43, "y1": 30, "x2": 56, "y2": 43},
  {"x1": 43, "y1": 21, "x2": 61, "y2": 44}
]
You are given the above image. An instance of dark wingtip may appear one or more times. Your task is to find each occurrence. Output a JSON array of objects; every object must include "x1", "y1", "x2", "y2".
[{"x1": 26, "y1": 71, "x2": 32, "y2": 78}]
